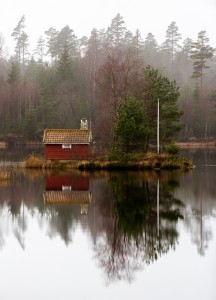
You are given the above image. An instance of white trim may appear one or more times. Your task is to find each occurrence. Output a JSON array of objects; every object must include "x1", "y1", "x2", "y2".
[
  {"x1": 62, "y1": 186, "x2": 72, "y2": 191},
  {"x1": 62, "y1": 144, "x2": 71, "y2": 149}
]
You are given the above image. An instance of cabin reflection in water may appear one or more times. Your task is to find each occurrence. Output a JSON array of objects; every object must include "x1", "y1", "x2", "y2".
[{"x1": 43, "y1": 173, "x2": 91, "y2": 215}]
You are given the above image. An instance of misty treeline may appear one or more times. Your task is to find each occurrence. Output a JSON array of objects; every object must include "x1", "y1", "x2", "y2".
[{"x1": 0, "y1": 13, "x2": 215, "y2": 148}]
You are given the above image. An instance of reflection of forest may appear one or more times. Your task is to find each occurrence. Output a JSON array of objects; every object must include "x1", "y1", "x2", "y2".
[
  {"x1": 0, "y1": 169, "x2": 215, "y2": 282},
  {"x1": 174, "y1": 167, "x2": 216, "y2": 256},
  {"x1": 93, "y1": 171, "x2": 184, "y2": 283}
]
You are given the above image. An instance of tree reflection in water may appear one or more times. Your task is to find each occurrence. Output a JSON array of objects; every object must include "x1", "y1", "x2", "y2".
[
  {"x1": 0, "y1": 169, "x2": 214, "y2": 284},
  {"x1": 94, "y1": 171, "x2": 184, "y2": 283}
]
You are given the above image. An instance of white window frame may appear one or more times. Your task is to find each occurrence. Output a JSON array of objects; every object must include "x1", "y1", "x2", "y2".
[
  {"x1": 62, "y1": 186, "x2": 72, "y2": 191},
  {"x1": 62, "y1": 144, "x2": 71, "y2": 149}
]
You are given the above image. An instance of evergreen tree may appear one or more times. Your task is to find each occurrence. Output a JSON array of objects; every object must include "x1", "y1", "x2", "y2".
[
  {"x1": 190, "y1": 31, "x2": 214, "y2": 95},
  {"x1": 179, "y1": 38, "x2": 193, "y2": 81},
  {"x1": 124, "y1": 30, "x2": 133, "y2": 48},
  {"x1": 182, "y1": 38, "x2": 193, "y2": 61},
  {"x1": 56, "y1": 43, "x2": 73, "y2": 81},
  {"x1": 7, "y1": 61, "x2": 20, "y2": 85},
  {"x1": 106, "y1": 13, "x2": 127, "y2": 47},
  {"x1": 45, "y1": 27, "x2": 59, "y2": 62},
  {"x1": 114, "y1": 95, "x2": 150, "y2": 153},
  {"x1": 57, "y1": 25, "x2": 79, "y2": 59},
  {"x1": 143, "y1": 33, "x2": 158, "y2": 66},
  {"x1": 85, "y1": 28, "x2": 102, "y2": 63},
  {"x1": 161, "y1": 21, "x2": 181, "y2": 76},
  {"x1": 192, "y1": 83, "x2": 203, "y2": 137},
  {"x1": 82, "y1": 28, "x2": 102, "y2": 119},
  {"x1": 37, "y1": 83, "x2": 61, "y2": 132},
  {"x1": 19, "y1": 31, "x2": 29, "y2": 70},
  {"x1": 55, "y1": 43, "x2": 80, "y2": 127},
  {"x1": 132, "y1": 29, "x2": 144, "y2": 58},
  {"x1": 22, "y1": 105, "x2": 37, "y2": 140},
  {"x1": 143, "y1": 66, "x2": 182, "y2": 144},
  {"x1": 7, "y1": 61, "x2": 22, "y2": 128},
  {"x1": 34, "y1": 36, "x2": 46, "y2": 63},
  {"x1": 11, "y1": 15, "x2": 26, "y2": 64}
]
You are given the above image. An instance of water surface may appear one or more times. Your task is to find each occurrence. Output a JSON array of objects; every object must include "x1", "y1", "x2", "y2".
[{"x1": 0, "y1": 149, "x2": 215, "y2": 300}]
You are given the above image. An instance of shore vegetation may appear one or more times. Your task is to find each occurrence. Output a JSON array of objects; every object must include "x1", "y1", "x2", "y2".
[{"x1": 23, "y1": 152, "x2": 193, "y2": 171}]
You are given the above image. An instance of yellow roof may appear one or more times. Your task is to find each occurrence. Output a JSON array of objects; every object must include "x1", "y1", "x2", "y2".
[
  {"x1": 43, "y1": 191, "x2": 92, "y2": 205},
  {"x1": 43, "y1": 129, "x2": 92, "y2": 144}
]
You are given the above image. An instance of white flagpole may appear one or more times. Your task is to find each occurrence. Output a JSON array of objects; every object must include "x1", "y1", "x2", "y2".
[
  {"x1": 157, "y1": 98, "x2": 159, "y2": 154},
  {"x1": 157, "y1": 177, "x2": 160, "y2": 236}
]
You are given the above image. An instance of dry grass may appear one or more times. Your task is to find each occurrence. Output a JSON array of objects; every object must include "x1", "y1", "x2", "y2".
[
  {"x1": 24, "y1": 155, "x2": 45, "y2": 168},
  {"x1": 0, "y1": 170, "x2": 11, "y2": 180},
  {"x1": 77, "y1": 155, "x2": 193, "y2": 171},
  {"x1": 23, "y1": 153, "x2": 193, "y2": 171}
]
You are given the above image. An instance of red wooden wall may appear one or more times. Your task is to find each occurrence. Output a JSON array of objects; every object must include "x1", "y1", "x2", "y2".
[
  {"x1": 45, "y1": 144, "x2": 90, "y2": 160},
  {"x1": 46, "y1": 174, "x2": 89, "y2": 190}
]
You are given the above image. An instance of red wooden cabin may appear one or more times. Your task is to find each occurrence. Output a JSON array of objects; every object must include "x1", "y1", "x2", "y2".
[
  {"x1": 45, "y1": 173, "x2": 89, "y2": 191},
  {"x1": 43, "y1": 121, "x2": 92, "y2": 160},
  {"x1": 43, "y1": 173, "x2": 91, "y2": 214}
]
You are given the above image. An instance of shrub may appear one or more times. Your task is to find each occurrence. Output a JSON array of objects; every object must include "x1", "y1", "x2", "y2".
[
  {"x1": 25, "y1": 155, "x2": 44, "y2": 168},
  {"x1": 166, "y1": 142, "x2": 180, "y2": 155}
]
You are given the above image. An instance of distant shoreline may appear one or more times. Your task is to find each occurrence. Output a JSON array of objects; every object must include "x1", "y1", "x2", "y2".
[
  {"x1": 176, "y1": 141, "x2": 216, "y2": 148},
  {"x1": 1, "y1": 140, "x2": 216, "y2": 149}
]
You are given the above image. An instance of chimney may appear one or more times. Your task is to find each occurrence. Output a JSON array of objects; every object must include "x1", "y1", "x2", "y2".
[{"x1": 80, "y1": 118, "x2": 88, "y2": 130}]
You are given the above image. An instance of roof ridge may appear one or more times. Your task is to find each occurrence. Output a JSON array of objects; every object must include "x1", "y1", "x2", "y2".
[{"x1": 45, "y1": 128, "x2": 91, "y2": 131}]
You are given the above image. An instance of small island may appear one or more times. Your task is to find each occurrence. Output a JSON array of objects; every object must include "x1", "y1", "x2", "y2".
[{"x1": 23, "y1": 150, "x2": 193, "y2": 171}]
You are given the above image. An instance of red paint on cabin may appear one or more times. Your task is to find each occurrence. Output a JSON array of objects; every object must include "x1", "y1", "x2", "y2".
[
  {"x1": 45, "y1": 144, "x2": 89, "y2": 160},
  {"x1": 46, "y1": 174, "x2": 89, "y2": 191},
  {"x1": 43, "y1": 128, "x2": 92, "y2": 160}
]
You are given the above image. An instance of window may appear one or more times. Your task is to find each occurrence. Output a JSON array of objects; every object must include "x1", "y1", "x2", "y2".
[
  {"x1": 62, "y1": 144, "x2": 71, "y2": 149},
  {"x1": 62, "y1": 186, "x2": 72, "y2": 191}
]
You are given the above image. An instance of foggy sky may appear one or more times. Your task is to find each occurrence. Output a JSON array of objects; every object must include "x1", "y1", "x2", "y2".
[{"x1": 0, "y1": 0, "x2": 215, "y2": 55}]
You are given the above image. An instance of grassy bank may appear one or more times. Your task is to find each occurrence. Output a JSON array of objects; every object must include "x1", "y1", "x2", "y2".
[{"x1": 23, "y1": 152, "x2": 194, "y2": 171}]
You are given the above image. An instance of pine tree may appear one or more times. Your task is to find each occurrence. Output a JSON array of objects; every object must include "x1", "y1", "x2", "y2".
[
  {"x1": 34, "y1": 36, "x2": 46, "y2": 63},
  {"x1": 114, "y1": 95, "x2": 149, "y2": 153},
  {"x1": 190, "y1": 31, "x2": 214, "y2": 95},
  {"x1": 143, "y1": 66, "x2": 182, "y2": 144},
  {"x1": 106, "y1": 13, "x2": 127, "y2": 47},
  {"x1": 56, "y1": 43, "x2": 73, "y2": 81},
  {"x1": 7, "y1": 61, "x2": 20, "y2": 85},
  {"x1": 45, "y1": 27, "x2": 59, "y2": 63},
  {"x1": 132, "y1": 29, "x2": 144, "y2": 58},
  {"x1": 143, "y1": 33, "x2": 158, "y2": 66},
  {"x1": 57, "y1": 25, "x2": 79, "y2": 59},
  {"x1": 19, "y1": 31, "x2": 29, "y2": 71},
  {"x1": 161, "y1": 21, "x2": 181, "y2": 76},
  {"x1": 11, "y1": 15, "x2": 26, "y2": 64}
]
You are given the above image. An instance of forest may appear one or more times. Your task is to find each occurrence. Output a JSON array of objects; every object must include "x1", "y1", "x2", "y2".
[{"x1": 0, "y1": 13, "x2": 215, "y2": 150}]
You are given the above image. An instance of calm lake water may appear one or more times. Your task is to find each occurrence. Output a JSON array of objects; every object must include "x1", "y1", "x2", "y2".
[{"x1": 0, "y1": 148, "x2": 215, "y2": 300}]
